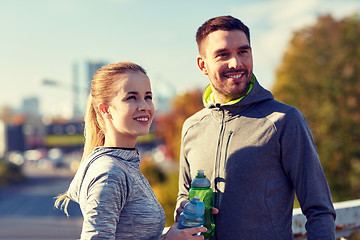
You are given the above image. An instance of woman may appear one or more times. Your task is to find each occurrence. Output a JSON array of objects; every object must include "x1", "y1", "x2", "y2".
[{"x1": 55, "y1": 62, "x2": 206, "y2": 239}]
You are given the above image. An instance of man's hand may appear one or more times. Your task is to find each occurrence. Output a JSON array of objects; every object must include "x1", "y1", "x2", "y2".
[{"x1": 175, "y1": 200, "x2": 189, "y2": 222}]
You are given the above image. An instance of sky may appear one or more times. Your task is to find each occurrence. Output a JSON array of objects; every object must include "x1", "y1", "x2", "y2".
[{"x1": 1, "y1": 0, "x2": 359, "y2": 119}]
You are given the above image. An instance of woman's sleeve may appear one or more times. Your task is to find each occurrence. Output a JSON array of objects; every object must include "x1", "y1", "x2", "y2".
[{"x1": 80, "y1": 165, "x2": 128, "y2": 240}]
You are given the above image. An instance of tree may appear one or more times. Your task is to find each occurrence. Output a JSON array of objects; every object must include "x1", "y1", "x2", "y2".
[
  {"x1": 146, "y1": 90, "x2": 204, "y2": 226},
  {"x1": 272, "y1": 14, "x2": 360, "y2": 201},
  {"x1": 155, "y1": 89, "x2": 203, "y2": 162}
]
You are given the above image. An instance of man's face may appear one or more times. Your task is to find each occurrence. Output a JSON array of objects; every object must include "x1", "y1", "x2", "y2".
[{"x1": 197, "y1": 30, "x2": 253, "y2": 103}]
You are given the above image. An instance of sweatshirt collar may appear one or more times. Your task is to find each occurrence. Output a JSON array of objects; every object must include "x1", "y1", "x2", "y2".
[{"x1": 93, "y1": 146, "x2": 139, "y2": 161}]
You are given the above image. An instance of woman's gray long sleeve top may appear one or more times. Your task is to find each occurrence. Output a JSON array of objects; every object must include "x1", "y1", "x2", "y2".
[{"x1": 67, "y1": 147, "x2": 166, "y2": 240}]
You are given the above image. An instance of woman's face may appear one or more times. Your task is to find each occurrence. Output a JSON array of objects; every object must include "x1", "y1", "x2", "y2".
[{"x1": 107, "y1": 71, "x2": 154, "y2": 145}]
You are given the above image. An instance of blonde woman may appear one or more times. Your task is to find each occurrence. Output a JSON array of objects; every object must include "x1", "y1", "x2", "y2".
[{"x1": 55, "y1": 62, "x2": 206, "y2": 240}]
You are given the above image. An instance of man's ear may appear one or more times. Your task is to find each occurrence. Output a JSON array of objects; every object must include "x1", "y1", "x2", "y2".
[{"x1": 196, "y1": 55, "x2": 208, "y2": 75}]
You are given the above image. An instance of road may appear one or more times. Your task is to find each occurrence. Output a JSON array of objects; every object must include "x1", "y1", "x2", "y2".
[{"x1": 0, "y1": 163, "x2": 83, "y2": 240}]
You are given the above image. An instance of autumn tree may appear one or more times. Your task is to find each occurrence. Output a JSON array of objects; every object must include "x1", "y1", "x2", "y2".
[
  {"x1": 155, "y1": 89, "x2": 204, "y2": 162},
  {"x1": 272, "y1": 14, "x2": 360, "y2": 201},
  {"x1": 150, "y1": 89, "x2": 203, "y2": 225}
]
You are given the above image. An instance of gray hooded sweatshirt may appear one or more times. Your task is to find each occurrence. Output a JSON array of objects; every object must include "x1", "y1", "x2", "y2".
[
  {"x1": 177, "y1": 76, "x2": 336, "y2": 239},
  {"x1": 67, "y1": 147, "x2": 165, "y2": 240}
]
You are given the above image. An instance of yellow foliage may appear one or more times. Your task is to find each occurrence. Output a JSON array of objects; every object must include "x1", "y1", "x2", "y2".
[{"x1": 272, "y1": 14, "x2": 360, "y2": 201}]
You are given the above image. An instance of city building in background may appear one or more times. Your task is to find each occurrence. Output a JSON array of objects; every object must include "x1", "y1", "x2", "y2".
[
  {"x1": 21, "y1": 97, "x2": 40, "y2": 117},
  {"x1": 72, "y1": 60, "x2": 107, "y2": 119}
]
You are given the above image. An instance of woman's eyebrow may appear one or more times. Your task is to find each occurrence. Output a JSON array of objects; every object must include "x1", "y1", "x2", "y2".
[{"x1": 126, "y1": 91, "x2": 152, "y2": 95}]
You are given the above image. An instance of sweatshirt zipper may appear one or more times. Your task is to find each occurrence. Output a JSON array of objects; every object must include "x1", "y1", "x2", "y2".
[
  {"x1": 224, "y1": 130, "x2": 233, "y2": 167},
  {"x1": 214, "y1": 108, "x2": 226, "y2": 208}
]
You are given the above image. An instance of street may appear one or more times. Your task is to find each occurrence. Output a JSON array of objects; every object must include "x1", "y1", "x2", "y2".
[{"x1": 0, "y1": 163, "x2": 82, "y2": 240}]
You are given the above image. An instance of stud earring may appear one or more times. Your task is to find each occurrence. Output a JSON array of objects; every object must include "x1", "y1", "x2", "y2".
[{"x1": 105, "y1": 113, "x2": 112, "y2": 119}]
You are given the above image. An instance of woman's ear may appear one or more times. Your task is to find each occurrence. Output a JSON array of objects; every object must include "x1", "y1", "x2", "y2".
[{"x1": 98, "y1": 103, "x2": 112, "y2": 119}]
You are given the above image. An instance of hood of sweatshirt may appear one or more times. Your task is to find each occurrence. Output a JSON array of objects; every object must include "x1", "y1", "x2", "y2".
[
  {"x1": 202, "y1": 74, "x2": 274, "y2": 111},
  {"x1": 66, "y1": 146, "x2": 139, "y2": 203}
]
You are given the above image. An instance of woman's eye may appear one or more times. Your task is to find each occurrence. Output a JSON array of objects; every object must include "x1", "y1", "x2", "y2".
[{"x1": 127, "y1": 96, "x2": 136, "y2": 100}]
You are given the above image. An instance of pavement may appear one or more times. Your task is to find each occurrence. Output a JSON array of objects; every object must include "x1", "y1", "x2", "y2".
[
  {"x1": 0, "y1": 163, "x2": 82, "y2": 240},
  {"x1": 0, "y1": 216, "x2": 82, "y2": 240}
]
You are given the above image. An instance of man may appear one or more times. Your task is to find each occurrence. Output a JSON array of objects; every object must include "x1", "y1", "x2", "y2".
[{"x1": 176, "y1": 15, "x2": 336, "y2": 239}]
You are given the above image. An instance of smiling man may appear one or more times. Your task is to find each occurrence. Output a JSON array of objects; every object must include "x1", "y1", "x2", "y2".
[
  {"x1": 197, "y1": 29, "x2": 253, "y2": 104},
  {"x1": 176, "y1": 15, "x2": 336, "y2": 240}
]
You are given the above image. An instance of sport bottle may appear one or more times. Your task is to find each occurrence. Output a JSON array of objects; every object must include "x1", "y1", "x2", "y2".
[
  {"x1": 189, "y1": 170, "x2": 215, "y2": 239},
  {"x1": 178, "y1": 196, "x2": 205, "y2": 235}
]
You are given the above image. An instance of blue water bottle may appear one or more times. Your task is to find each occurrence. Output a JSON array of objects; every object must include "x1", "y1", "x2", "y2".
[{"x1": 178, "y1": 196, "x2": 205, "y2": 235}]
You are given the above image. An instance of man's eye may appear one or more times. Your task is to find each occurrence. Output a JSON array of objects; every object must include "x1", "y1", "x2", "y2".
[
  {"x1": 145, "y1": 95, "x2": 153, "y2": 100},
  {"x1": 218, "y1": 53, "x2": 228, "y2": 57}
]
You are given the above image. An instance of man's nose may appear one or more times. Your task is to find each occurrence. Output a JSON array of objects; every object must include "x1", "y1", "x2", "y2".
[{"x1": 228, "y1": 55, "x2": 242, "y2": 69}]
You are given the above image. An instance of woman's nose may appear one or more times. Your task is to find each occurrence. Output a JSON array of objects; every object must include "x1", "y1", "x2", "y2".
[{"x1": 138, "y1": 101, "x2": 150, "y2": 111}]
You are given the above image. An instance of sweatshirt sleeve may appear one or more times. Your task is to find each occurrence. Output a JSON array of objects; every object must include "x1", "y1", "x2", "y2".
[
  {"x1": 175, "y1": 124, "x2": 193, "y2": 219},
  {"x1": 280, "y1": 108, "x2": 336, "y2": 239},
  {"x1": 80, "y1": 161, "x2": 128, "y2": 240}
]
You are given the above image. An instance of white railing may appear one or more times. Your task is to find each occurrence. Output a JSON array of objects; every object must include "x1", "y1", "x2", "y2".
[
  {"x1": 164, "y1": 199, "x2": 360, "y2": 239},
  {"x1": 292, "y1": 199, "x2": 360, "y2": 239}
]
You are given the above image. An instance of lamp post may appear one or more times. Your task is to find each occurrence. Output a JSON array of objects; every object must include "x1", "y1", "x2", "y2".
[{"x1": 41, "y1": 78, "x2": 84, "y2": 120}]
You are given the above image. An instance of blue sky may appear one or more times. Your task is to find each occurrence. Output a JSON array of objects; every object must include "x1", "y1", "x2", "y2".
[{"x1": 1, "y1": 0, "x2": 359, "y2": 118}]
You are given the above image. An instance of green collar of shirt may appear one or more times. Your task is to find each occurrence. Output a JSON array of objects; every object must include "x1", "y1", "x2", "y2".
[{"x1": 203, "y1": 75, "x2": 255, "y2": 105}]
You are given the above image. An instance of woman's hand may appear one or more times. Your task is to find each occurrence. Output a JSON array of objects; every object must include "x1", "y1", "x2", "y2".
[{"x1": 161, "y1": 223, "x2": 207, "y2": 240}]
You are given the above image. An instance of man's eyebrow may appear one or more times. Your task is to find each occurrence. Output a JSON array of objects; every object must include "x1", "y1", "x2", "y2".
[
  {"x1": 214, "y1": 45, "x2": 251, "y2": 55},
  {"x1": 239, "y1": 45, "x2": 251, "y2": 50},
  {"x1": 214, "y1": 48, "x2": 228, "y2": 55}
]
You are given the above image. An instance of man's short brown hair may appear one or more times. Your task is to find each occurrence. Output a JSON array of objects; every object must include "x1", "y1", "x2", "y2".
[{"x1": 196, "y1": 15, "x2": 250, "y2": 54}]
